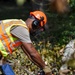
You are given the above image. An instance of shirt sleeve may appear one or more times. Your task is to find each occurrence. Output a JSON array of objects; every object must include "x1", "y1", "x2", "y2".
[{"x1": 10, "y1": 26, "x2": 32, "y2": 43}]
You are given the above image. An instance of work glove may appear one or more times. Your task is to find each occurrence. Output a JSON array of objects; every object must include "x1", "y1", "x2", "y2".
[{"x1": 43, "y1": 65, "x2": 51, "y2": 75}]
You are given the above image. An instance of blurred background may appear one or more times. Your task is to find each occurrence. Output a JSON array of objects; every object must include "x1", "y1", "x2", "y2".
[{"x1": 0, "y1": 0, "x2": 75, "y2": 75}]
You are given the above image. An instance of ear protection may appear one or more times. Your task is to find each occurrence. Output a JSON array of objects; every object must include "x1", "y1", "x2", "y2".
[
  {"x1": 32, "y1": 19, "x2": 40, "y2": 29},
  {"x1": 29, "y1": 15, "x2": 44, "y2": 29},
  {"x1": 32, "y1": 17, "x2": 44, "y2": 29}
]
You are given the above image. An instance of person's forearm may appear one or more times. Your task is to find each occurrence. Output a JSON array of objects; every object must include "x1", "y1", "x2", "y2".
[
  {"x1": 21, "y1": 45, "x2": 41, "y2": 67},
  {"x1": 30, "y1": 51, "x2": 45, "y2": 68},
  {"x1": 21, "y1": 45, "x2": 45, "y2": 68},
  {"x1": 21, "y1": 43, "x2": 51, "y2": 75}
]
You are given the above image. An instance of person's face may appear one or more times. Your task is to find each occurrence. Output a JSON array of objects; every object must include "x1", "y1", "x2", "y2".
[
  {"x1": 28, "y1": 16, "x2": 45, "y2": 36},
  {"x1": 30, "y1": 18, "x2": 40, "y2": 32},
  {"x1": 30, "y1": 22, "x2": 45, "y2": 36}
]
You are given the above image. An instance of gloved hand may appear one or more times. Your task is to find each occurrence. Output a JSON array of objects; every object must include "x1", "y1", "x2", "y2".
[{"x1": 43, "y1": 66, "x2": 51, "y2": 75}]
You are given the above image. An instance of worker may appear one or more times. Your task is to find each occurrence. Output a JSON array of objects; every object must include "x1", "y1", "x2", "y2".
[{"x1": 0, "y1": 10, "x2": 51, "y2": 75}]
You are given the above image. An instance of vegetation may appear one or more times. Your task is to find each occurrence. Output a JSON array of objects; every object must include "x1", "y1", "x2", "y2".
[{"x1": 0, "y1": 0, "x2": 75, "y2": 75}]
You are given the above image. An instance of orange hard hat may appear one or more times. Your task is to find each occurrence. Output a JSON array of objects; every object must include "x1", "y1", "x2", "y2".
[{"x1": 30, "y1": 11, "x2": 47, "y2": 27}]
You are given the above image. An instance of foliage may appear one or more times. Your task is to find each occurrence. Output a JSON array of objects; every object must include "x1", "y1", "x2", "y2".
[
  {"x1": 0, "y1": 0, "x2": 75, "y2": 75},
  {"x1": 70, "y1": 0, "x2": 75, "y2": 8},
  {"x1": 8, "y1": 42, "x2": 63, "y2": 75}
]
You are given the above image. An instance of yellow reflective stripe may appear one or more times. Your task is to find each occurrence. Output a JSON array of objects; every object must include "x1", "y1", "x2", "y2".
[
  {"x1": 6, "y1": 27, "x2": 14, "y2": 42},
  {"x1": 1, "y1": 50, "x2": 8, "y2": 57},
  {"x1": 11, "y1": 24, "x2": 29, "y2": 31},
  {"x1": 12, "y1": 24, "x2": 28, "y2": 29},
  {"x1": 0, "y1": 40, "x2": 8, "y2": 57}
]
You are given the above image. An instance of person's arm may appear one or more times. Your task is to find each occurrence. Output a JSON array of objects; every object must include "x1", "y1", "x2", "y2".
[
  {"x1": 11, "y1": 26, "x2": 51, "y2": 75},
  {"x1": 21, "y1": 43, "x2": 51, "y2": 75},
  {"x1": 21, "y1": 42, "x2": 45, "y2": 68}
]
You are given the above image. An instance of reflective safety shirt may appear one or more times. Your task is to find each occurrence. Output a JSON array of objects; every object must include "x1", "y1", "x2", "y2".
[{"x1": 0, "y1": 19, "x2": 29, "y2": 57}]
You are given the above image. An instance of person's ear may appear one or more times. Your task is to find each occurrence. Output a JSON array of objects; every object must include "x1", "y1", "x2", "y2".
[{"x1": 32, "y1": 19, "x2": 40, "y2": 29}]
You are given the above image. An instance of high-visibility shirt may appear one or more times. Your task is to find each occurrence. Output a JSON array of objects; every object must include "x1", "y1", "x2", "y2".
[{"x1": 0, "y1": 19, "x2": 29, "y2": 57}]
